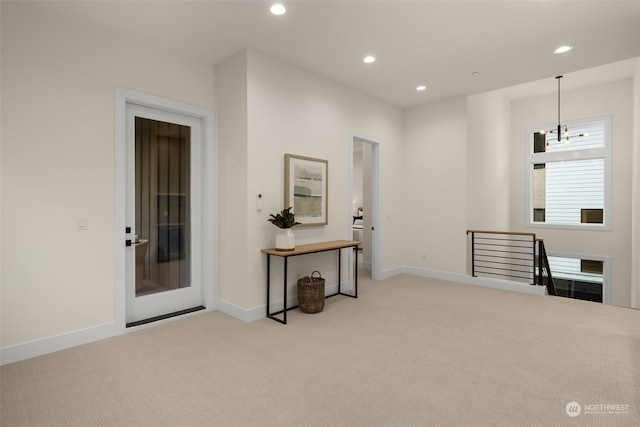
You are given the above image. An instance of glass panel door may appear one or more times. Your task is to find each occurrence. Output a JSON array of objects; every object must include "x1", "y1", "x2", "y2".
[
  {"x1": 125, "y1": 104, "x2": 203, "y2": 325},
  {"x1": 135, "y1": 117, "x2": 191, "y2": 296}
]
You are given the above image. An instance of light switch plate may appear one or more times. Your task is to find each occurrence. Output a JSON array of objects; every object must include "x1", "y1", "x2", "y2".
[{"x1": 257, "y1": 193, "x2": 263, "y2": 211}]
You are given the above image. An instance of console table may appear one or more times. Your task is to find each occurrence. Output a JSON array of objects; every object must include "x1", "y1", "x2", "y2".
[{"x1": 261, "y1": 240, "x2": 361, "y2": 324}]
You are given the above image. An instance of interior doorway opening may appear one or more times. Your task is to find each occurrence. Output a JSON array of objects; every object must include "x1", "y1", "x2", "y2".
[{"x1": 350, "y1": 136, "x2": 380, "y2": 280}]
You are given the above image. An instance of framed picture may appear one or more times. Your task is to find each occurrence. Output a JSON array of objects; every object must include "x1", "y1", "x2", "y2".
[{"x1": 285, "y1": 154, "x2": 328, "y2": 226}]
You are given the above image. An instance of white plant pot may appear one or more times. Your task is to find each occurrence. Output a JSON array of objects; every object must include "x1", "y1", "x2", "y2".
[{"x1": 275, "y1": 228, "x2": 295, "y2": 251}]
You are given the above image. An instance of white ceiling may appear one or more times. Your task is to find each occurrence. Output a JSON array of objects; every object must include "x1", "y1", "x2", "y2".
[{"x1": 48, "y1": 0, "x2": 640, "y2": 108}]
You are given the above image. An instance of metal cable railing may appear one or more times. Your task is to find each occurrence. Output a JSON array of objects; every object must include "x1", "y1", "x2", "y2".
[{"x1": 467, "y1": 230, "x2": 555, "y2": 295}]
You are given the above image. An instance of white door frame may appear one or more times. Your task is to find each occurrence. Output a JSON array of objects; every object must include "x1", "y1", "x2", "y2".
[
  {"x1": 115, "y1": 87, "x2": 215, "y2": 331},
  {"x1": 349, "y1": 135, "x2": 380, "y2": 280}
]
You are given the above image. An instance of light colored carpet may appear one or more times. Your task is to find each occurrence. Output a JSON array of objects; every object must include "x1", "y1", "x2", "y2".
[{"x1": 2, "y1": 273, "x2": 639, "y2": 426}]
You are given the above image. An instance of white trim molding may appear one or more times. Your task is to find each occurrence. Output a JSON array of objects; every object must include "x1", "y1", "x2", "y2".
[
  {"x1": 546, "y1": 251, "x2": 612, "y2": 304},
  {"x1": 114, "y1": 87, "x2": 216, "y2": 330},
  {"x1": 378, "y1": 266, "x2": 548, "y2": 296},
  {"x1": 1, "y1": 307, "x2": 219, "y2": 366},
  {"x1": 525, "y1": 116, "x2": 612, "y2": 231},
  {"x1": 348, "y1": 135, "x2": 381, "y2": 280},
  {"x1": 1, "y1": 89, "x2": 218, "y2": 367},
  {"x1": 218, "y1": 281, "x2": 351, "y2": 324},
  {"x1": 1, "y1": 323, "x2": 118, "y2": 366}
]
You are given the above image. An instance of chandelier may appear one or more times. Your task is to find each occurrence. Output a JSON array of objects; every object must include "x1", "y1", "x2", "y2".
[{"x1": 539, "y1": 75, "x2": 588, "y2": 146}]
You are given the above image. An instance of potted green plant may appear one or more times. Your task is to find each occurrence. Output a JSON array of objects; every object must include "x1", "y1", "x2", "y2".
[{"x1": 268, "y1": 207, "x2": 300, "y2": 251}]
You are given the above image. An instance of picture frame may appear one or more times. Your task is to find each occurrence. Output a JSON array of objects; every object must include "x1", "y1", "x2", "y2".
[{"x1": 284, "y1": 154, "x2": 328, "y2": 226}]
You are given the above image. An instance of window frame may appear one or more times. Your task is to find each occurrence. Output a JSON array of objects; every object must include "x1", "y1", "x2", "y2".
[
  {"x1": 525, "y1": 115, "x2": 612, "y2": 230},
  {"x1": 547, "y1": 252, "x2": 612, "y2": 304}
]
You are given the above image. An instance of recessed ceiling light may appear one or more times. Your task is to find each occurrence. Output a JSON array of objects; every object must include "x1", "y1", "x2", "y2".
[
  {"x1": 416, "y1": 85, "x2": 427, "y2": 91},
  {"x1": 270, "y1": 3, "x2": 286, "y2": 15},
  {"x1": 363, "y1": 56, "x2": 376, "y2": 64},
  {"x1": 554, "y1": 45, "x2": 573, "y2": 54}
]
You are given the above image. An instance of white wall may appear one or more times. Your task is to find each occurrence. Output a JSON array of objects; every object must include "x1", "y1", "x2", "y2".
[
  {"x1": 632, "y1": 59, "x2": 640, "y2": 309},
  {"x1": 402, "y1": 97, "x2": 468, "y2": 274},
  {"x1": 1, "y1": 2, "x2": 215, "y2": 348},
  {"x1": 3, "y1": 2, "x2": 639, "y2": 363},
  {"x1": 216, "y1": 49, "x2": 404, "y2": 314},
  {"x1": 216, "y1": 50, "x2": 250, "y2": 311},
  {"x1": 510, "y1": 79, "x2": 634, "y2": 306},
  {"x1": 466, "y1": 91, "x2": 512, "y2": 231}
]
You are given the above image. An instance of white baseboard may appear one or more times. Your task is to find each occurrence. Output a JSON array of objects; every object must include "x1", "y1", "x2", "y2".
[
  {"x1": 460, "y1": 274, "x2": 548, "y2": 296},
  {"x1": 400, "y1": 266, "x2": 547, "y2": 296},
  {"x1": 1, "y1": 322, "x2": 119, "y2": 366},
  {"x1": 379, "y1": 266, "x2": 404, "y2": 280},
  {"x1": 220, "y1": 281, "x2": 354, "y2": 323},
  {"x1": 2, "y1": 269, "x2": 545, "y2": 365},
  {"x1": 3, "y1": 280, "x2": 358, "y2": 365},
  {"x1": 1, "y1": 307, "x2": 217, "y2": 366},
  {"x1": 217, "y1": 299, "x2": 266, "y2": 323},
  {"x1": 362, "y1": 262, "x2": 372, "y2": 271}
]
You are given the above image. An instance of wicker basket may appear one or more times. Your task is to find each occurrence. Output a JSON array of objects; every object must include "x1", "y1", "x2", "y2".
[{"x1": 297, "y1": 271, "x2": 325, "y2": 313}]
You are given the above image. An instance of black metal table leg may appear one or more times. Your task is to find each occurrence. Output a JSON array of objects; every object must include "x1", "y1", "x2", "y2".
[
  {"x1": 338, "y1": 248, "x2": 342, "y2": 293},
  {"x1": 264, "y1": 241, "x2": 360, "y2": 324},
  {"x1": 266, "y1": 254, "x2": 271, "y2": 318},
  {"x1": 354, "y1": 246, "x2": 358, "y2": 298},
  {"x1": 336, "y1": 245, "x2": 358, "y2": 299},
  {"x1": 267, "y1": 254, "x2": 287, "y2": 324},
  {"x1": 283, "y1": 256, "x2": 288, "y2": 324}
]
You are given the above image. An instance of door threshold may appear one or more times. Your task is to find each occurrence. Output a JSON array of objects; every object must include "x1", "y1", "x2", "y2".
[{"x1": 126, "y1": 306, "x2": 206, "y2": 328}]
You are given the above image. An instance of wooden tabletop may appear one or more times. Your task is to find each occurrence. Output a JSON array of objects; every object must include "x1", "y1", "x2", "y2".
[{"x1": 261, "y1": 240, "x2": 361, "y2": 256}]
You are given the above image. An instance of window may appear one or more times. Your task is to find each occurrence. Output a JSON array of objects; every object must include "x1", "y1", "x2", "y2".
[
  {"x1": 527, "y1": 116, "x2": 611, "y2": 229},
  {"x1": 547, "y1": 255, "x2": 606, "y2": 303}
]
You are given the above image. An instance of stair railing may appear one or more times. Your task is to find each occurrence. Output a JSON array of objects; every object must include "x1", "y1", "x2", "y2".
[
  {"x1": 536, "y1": 238, "x2": 556, "y2": 295},
  {"x1": 466, "y1": 230, "x2": 555, "y2": 295}
]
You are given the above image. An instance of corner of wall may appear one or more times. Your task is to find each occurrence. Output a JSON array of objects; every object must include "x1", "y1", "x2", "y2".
[
  {"x1": 631, "y1": 58, "x2": 640, "y2": 309},
  {"x1": 216, "y1": 49, "x2": 250, "y2": 309}
]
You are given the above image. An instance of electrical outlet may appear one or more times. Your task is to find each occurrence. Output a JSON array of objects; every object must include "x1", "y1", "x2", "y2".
[
  {"x1": 422, "y1": 253, "x2": 427, "y2": 261},
  {"x1": 76, "y1": 218, "x2": 88, "y2": 231}
]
